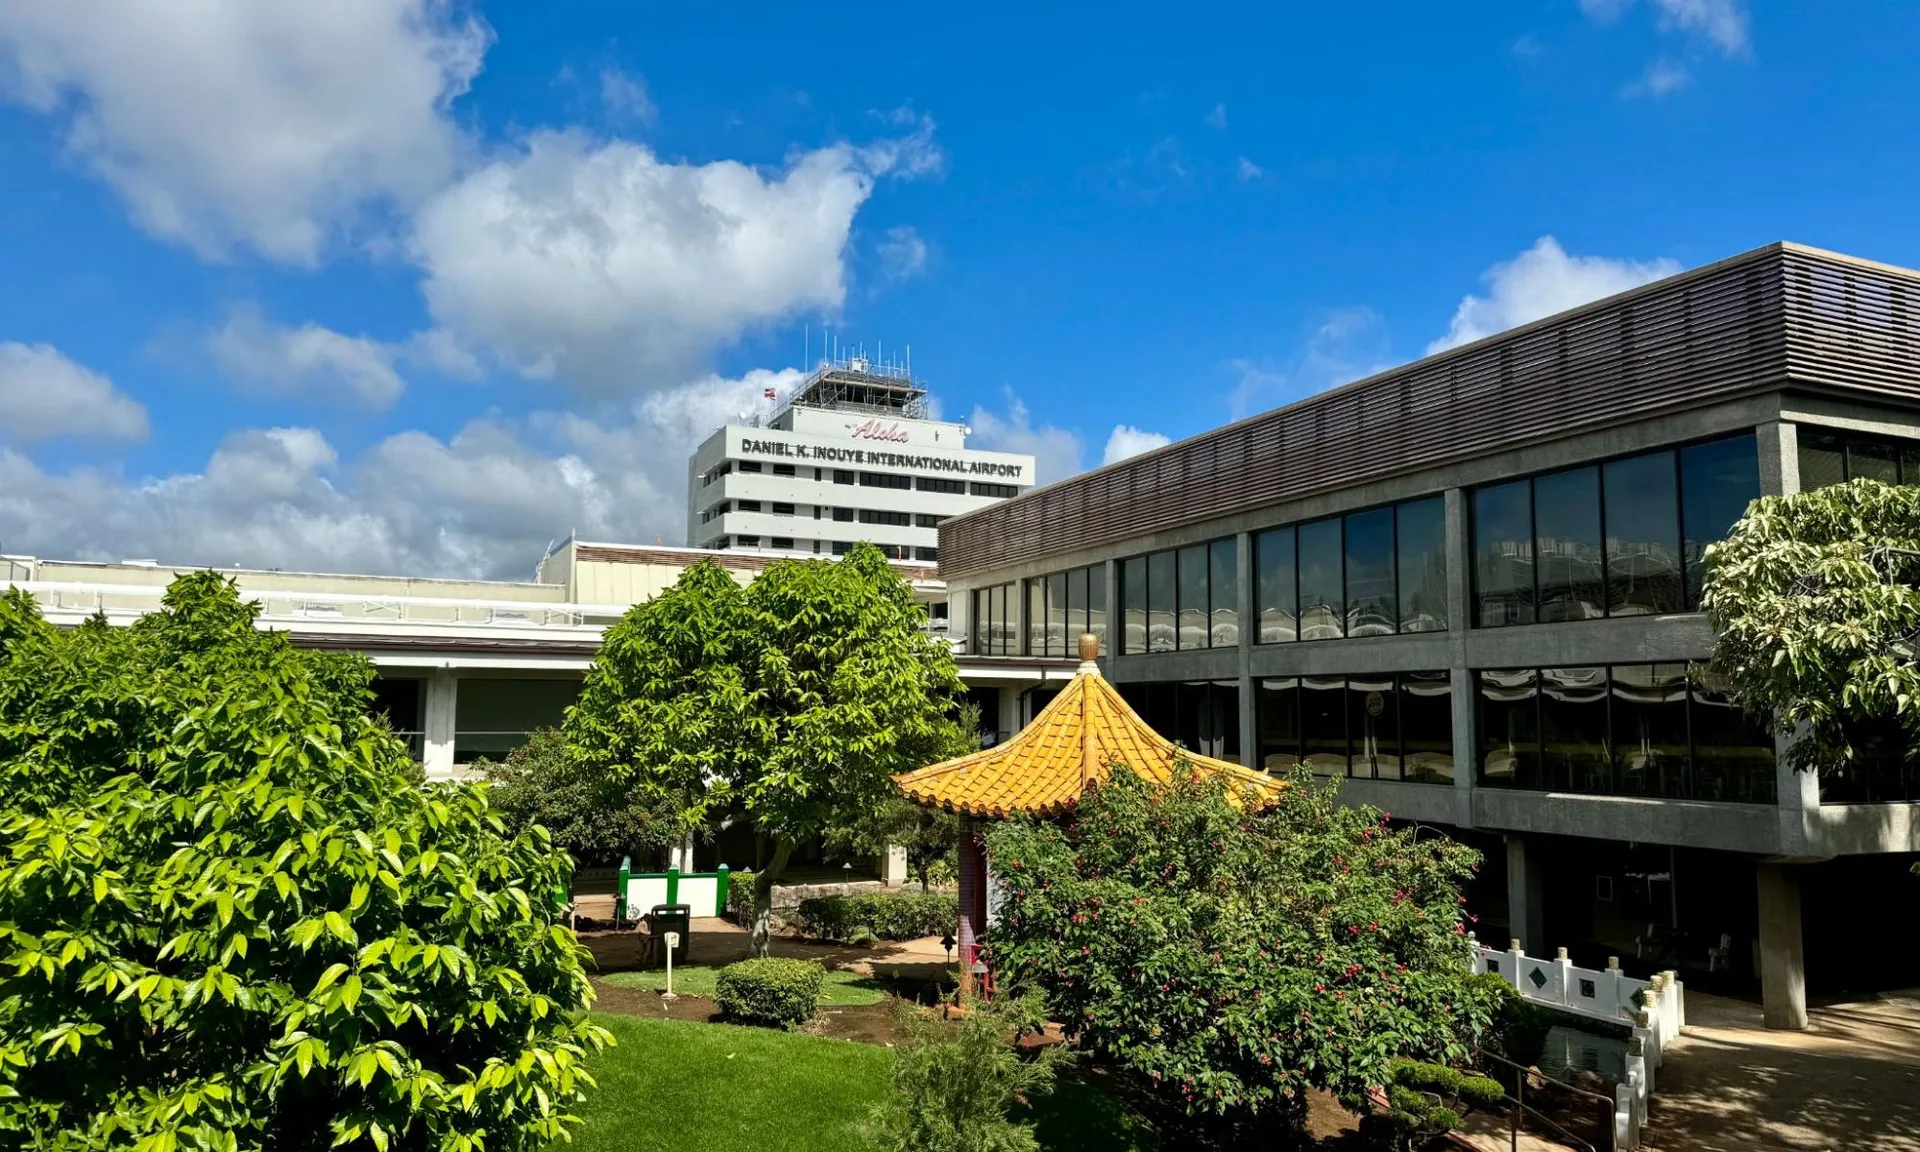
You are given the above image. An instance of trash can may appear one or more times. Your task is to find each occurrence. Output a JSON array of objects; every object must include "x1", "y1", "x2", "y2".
[{"x1": 648, "y1": 903, "x2": 692, "y2": 967}]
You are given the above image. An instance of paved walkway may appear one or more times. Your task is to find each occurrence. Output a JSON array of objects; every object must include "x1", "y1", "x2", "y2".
[
  {"x1": 1642, "y1": 989, "x2": 1920, "y2": 1152},
  {"x1": 582, "y1": 917, "x2": 954, "y2": 980}
]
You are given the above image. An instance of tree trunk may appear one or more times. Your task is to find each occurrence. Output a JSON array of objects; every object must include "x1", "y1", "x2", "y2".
[{"x1": 750, "y1": 839, "x2": 793, "y2": 959}]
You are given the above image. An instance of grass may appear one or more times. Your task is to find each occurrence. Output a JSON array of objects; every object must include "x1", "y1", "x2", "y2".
[
  {"x1": 572, "y1": 1013, "x2": 1158, "y2": 1152},
  {"x1": 600, "y1": 964, "x2": 889, "y2": 1006}
]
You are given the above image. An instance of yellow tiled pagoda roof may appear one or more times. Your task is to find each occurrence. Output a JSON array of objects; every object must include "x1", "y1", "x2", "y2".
[{"x1": 895, "y1": 637, "x2": 1283, "y2": 819}]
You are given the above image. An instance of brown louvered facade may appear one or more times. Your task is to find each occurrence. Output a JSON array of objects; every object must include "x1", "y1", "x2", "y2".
[{"x1": 940, "y1": 242, "x2": 1920, "y2": 580}]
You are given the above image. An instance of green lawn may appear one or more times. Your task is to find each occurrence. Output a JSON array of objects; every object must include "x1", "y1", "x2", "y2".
[
  {"x1": 573, "y1": 1013, "x2": 1158, "y2": 1152},
  {"x1": 600, "y1": 964, "x2": 889, "y2": 1006}
]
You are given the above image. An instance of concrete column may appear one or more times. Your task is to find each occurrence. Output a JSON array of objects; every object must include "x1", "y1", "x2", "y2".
[
  {"x1": 1236, "y1": 530, "x2": 1257, "y2": 767},
  {"x1": 997, "y1": 687, "x2": 1021, "y2": 744},
  {"x1": 422, "y1": 668, "x2": 458, "y2": 780},
  {"x1": 1775, "y1": 722, "x2": 1819, "y2": 856},
  {"x1": 1757, "y1": 863, "x2": 1808, "y2": 1030},
  {"x1": 1755, "y1": 420, "x2": 1801, "y2": 498},
  {"x1": 1102, "y1": 560, "x2": 1120, "y2": 666},
  {"x1": 1506, "y1": 835, "x2": 1547, "y2": 953},
  {"x1": 1444, "y1": 488, "x2": 1477, "y2": 828},
  {"x1": 882, "y1": 844, "x2": 908, "y2": 887}
]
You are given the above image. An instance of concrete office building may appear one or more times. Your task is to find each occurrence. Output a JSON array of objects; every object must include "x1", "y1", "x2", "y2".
[
  {"x1": 686, "y1": 354, "x2": 1036, "y2": 561},
  {"x1": 939, "y1": 242, "x2": 1920, "y2": 1029}
]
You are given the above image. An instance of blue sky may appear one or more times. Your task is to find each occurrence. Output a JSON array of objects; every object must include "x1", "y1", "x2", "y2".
[{"x1": 2, "y1": 1, "x2": 1917, "y2": 578}]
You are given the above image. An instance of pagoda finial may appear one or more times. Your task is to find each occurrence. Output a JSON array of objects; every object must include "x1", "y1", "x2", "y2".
[{"x1": 1076, "y1": 632, "x2": 1100, "y2": 670}]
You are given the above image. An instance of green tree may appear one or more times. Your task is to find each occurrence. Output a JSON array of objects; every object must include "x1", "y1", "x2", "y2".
[
  {"x1": 984, "y1": 765, "x2": 1500, "y2": 1139},
  {"x1": 476, "y1": 727, "x2": 675, "y2": 868},
  {"x1": 568, "y1": 544, "x2": 970, "y2": 956},
  {"x1": 0, "y1": 574, "x2": 607, "y2": 1150},
  {"x1": 1702, "y1": 478, "x2": 1920, "y2": 779}
]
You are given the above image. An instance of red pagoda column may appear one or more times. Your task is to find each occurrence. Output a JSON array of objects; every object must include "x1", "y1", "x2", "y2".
[{"x1": 955, "y1": 817, "x2": 989, "y2": 995}]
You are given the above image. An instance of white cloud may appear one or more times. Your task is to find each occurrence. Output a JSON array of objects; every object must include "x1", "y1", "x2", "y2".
[
  {"x1": 1102, "y1": 425, "x2": 1170, "y2": 466},
  {"x1": 0, "y1": 342, "x2": 147, "y2": 444},
  {"x1": 966, "y1": 394, "x2": 1084, "y2": 486},
  {"x1": 208, "y1": 307, "x2": 407, "y2": 407},
  {"x1": 1204, "y1": 103, "x2": 1228, "y2": 131},
  {"x1": 877, "y1": 225, "x2": 928, "y2": 280},
  {"x1": 599, "y1": 66, "x2": 655, "y2": 125},
  {"x1": 1580, "y1": 0, "x2": 1750, "y2": 56},
  {"x1": 1427, "y1": 237, "x2": 1681, "y2": 354},
  {"x1": 1235, "y1": 156, "x2": 1264, "y2": 182},
  {"x1": 0, "y1": 367, "x2": 804, "y2": 578},
  {"x1": 1229, "y1": 307, "x2": 1388, "y2": 419},
  {"x1": 1623, "y1": 59, "x2": 1692, "y2": 98},
  {"x1": 0, "y1": 0, "x2": 489, "y2": 263},
  {"x1": 408, "y1": 121, "x2": 942, "y2": 394}
]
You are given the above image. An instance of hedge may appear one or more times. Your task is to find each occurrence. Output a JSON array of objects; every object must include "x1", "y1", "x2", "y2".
[
  {"x1": 715, "y1": 957, "x2": 825, "y2": 1028},
  {"x1": 795, "y1": 892, "x2": 957, "y2": 942}
]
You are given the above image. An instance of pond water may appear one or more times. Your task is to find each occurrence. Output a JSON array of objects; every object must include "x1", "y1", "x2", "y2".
[{"x1": 1538, "y1": 1022, "x2": 1629, "y2": 1083}]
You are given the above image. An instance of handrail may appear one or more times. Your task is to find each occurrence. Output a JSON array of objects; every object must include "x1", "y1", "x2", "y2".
[
  {"x1": 8, "y1": 580, "x2": 634, "y2": 619},
  {"x1": 1476, "y1": 1049, "x2": 1611, "y2": 1152}
]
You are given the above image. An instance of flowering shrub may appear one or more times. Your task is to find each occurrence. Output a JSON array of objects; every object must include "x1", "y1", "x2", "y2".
[{"x1": 984, "y1": 765, "x2": 1501, "y2": 1131}]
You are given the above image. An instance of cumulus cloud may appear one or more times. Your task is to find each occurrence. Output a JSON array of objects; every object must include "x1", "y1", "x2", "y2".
[
  {"x1": 408, "y1": 122, "x2": 942, "y2": 394},
  {"x1": 208, "y1": 307, "x2": 407, "y2": 407},
  {"x1": 1102, "y1": 425, "x2": 1171, "y2": 466},
  {"x1": 1580, "y1": 0, "x2": 1749, "y2": 55},
  {"x1": 0, "y1": 342, "x2": 147, "y2": 444},
  {"x1": 1427, "y1": 237, "x2": 1681, "y2": 354},
  {"x1": 1235, "y1": 156, "x2": 1264, "y2": 182},
  {"x1": 0, "y1": 368, "x2": 802, "y2": 578},
  {"x1": 0, "y1": 0, "x2": 488, "y2": 263},
  {"x1": 1623, "y1": 59, "x2": 1691, "y2": 98},
  {"x1": 877, "y1": 225, "x2": 929, "y2": 281},
  {"x1": 1204, "y1": 103, "x2": 1228, "y2": 131},
  {"x1": 1229, "y1": 307, "x2": 1388, "y2": 419},
  {"x1": 966, "y1": 394, "x2": 1085, "y2": 486},
  {"x1": 599, "y1": 66, "x2": 655, "y2": 125}
]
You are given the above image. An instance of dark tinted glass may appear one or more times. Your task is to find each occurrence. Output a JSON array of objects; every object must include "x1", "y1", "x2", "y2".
[
  {"x1": 1478, "y1": 669, "x2": 1539, "y2": 787},
  {"x1": 1604, "y1": 452, "x2": 1682, "y2": 616},
  {"x1": 1473, "y1": 481, "x2": 1535, "y2": 627},
  {"x1": 1680, "y1": 433, "x2": 1760, "y2": 609},
  {"x1": 1344, "y1": 508, "x2": 1397, "y2": 637},
  {"x1": 1539, "y1": 666, "x2": 1612, "y2": 793},
  {"x1": 1400, "y1": 671, "x2": 1453, "y2": 783},
  {"x1": 1173, "y1": 681, "x2": 1208, "y2": 752},
  {"x1": 972, "y1": 589, "x2": 988, "y2": 654},
  {"x1": 1255, "y1": 527, "x2": 1297, "y2": 643},
  {"x1": 1534, "y1": 466, "x2": 1604, "y2": 623},
  {"x1": 1689, "y1": 666, "x2": 1777, "y2": 803},
  {"x1": 1396, "y1": 497, "x2": 1448, "y2": 633},
  {"x1": 1297, "y1": 518, "x2": 1345, "y2": 640},
  {"x1": 1147, "y1": 551, "x2": 1175, "y2": 653},
  {"x1": 1177, "y1": 545, "x2": 1209, "y2": 649},
  {"x1": 1611, "y1": 664, "x2": 1690, "y2": 799},
  {"x1": 1067, "y1": 567, "x2": 1090, "y2": 651},
  {"x1": 1851, "y1": 439, "x2": 1901, "y2": 485},
  {"x1": 1210, "y1": 537, "x2": 1240, "y2": 648},
  {"x1": 1122, "y1": 557, "x2": 1147, "y2": 654},
  {"x1": 1301, "y1": 676, "x2": 1348, "y2": 776},
  {"x1": 1025, "y1": 578, "x2": 1045, "y2": 656},
  {"x1": 1048, "y1": 571, "x2": 1068, "y2": 656},
  {"x1": 1904, "y1": 446, "x2": 1920, "y2": 486},
  {"x1": 1257, "y1": 678, "x2": 1301, "y2": 771},
  {"x1": 1798, "y1": 430, "x2": 1846, "y2": 490},
  {"x1": 1348, "y1": 675, "x2": 1399, "y2": 779},
  {"x1": 1087, "y1": 566, "x2": 1109, "y2": 654}
]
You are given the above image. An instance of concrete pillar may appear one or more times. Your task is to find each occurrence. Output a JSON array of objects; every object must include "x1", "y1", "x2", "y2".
[
  {"x1": 1444, "y1": 488, "x2": 1477, "y2": 828},
  {"x1": 422, "y1": 668, "x2": 458, "y2": 780},
  {"x1": 997, "y1": 685, "x2": 1020, "y2": 745},
  {"x1": 1757, "y1": 863, "x2": 1808, "y2": 1030},
  {"x1": 1507, "y1": 835, "x2": 1547, "y2": 953},
  {"x1": 1236, "y1": 530, "x2": 1257, "y2": 767},
  {"x1": 882, "y1": 844, "x2": 908, "y2": 887},
  {"x1": 1755, "y1": 420, "x2": 1801, "y2": 498}
]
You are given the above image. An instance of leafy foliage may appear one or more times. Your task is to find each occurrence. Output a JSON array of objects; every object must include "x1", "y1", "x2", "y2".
[
  {"x1": 1702, "y1": 478, "x2": 1920, "y2": 778},
  {"x1": 1355, "y1": 1060, "x2": 1505, "y2": 1151},
  {"x1": 796, "y1": 892, "x2": 959, "y2": 942},
  {"x1": 475, "y1": 726, "x2": 674, "y2": 867},
  {"x1": 865, "y1": 996, "x2": 1068, "y2": 1152},
  {"x1": 984, "y1": 765, "x2": 1499, "y2": 1129},
  {"x1": 714, "y1": 958, "x2": 826, "y2": 1028},
  {"x1": 568, "y1": 545, "x2": 972, "y2": 954},
  {"x1": 0, "y1": 574, "x2": 607, "y2": 1150}
]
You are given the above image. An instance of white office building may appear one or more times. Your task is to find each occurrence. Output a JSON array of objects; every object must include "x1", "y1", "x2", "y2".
[{"x1": 686, "y1": 355, "x2": 1036, "y2": 562}]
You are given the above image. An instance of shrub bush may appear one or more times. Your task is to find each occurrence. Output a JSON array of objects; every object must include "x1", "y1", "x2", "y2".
[
  {"x1": 726, "y1": 870, "x2": 757, "y2": 925},
  {"x1": 1355, "y1": 1059, "x2": 1506, "y2": 1151},
  {"x1": 865, "y1": 995, "x2": 1066, "y2": 1152},
  {"x1": 715, "y1": 957, "x2": 825, "y2": 1028},
  {"x1": 797, "y1": 892, "x2": 957, "y2": 941}
]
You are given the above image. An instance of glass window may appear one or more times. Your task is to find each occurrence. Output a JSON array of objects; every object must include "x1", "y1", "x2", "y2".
[
  {"x1": 1211, "y1": 681, "x2": 1243, "y2": 764},
  {"x1": 1301, "y1": 676, "x2": 1348, "y2": 776},
  {"x1": 1611, "y1": 664, "x2": 1690, "y2": 799},
  {"x1": 1255, "y1": 527, "x2": 1297, "y2": 644},
  {"x1": 1067, "y1": 567, "x2": 1089, "y2": 650},
  {"x1": 1025, "y1": 578, "x2": 1045, "y2": 657},
  {"x1": 1257, "y1": 678, "x2": 1301, "y2": 772},
  {"x1": 1473, "y1": 481, "x2": 1535, "y2": 627},
  {"x1": 1087, "y1": 566, "x2": 1109, "y2": 655},
  {"x1": 1477, "y1": 669, "x2": 1539, "y2": 789},
  {"x1": 1348, "y1": 675, "x2": 1399, "y2": 779},
  {"x1": 1680, "y1": 433, "x2": 1760, "y2": 609},
  {"x1": 1147, "y1": 551, "x2": 1176, "y2": 653},
  {"x1": 1604, "y1": 452, "x2": 1682, "y2": 616},
  {"x1": 1173, "y1": 681, "x2": 1208, "y2": 753},
  {"x1": 1047, "y1": 571, "x2": 1068, "y2": 657},
  {"x1": 1297, "y1": 519, "x2": 1345, "y2": 641},
  {"x1": 1210, "y1": 537, "x2": 1240, "y2": 648},
  {"x1": 1399, "y1": 672, "x2": 1454, "y2": 783},
  {"x1": 1177, "y1": 545, "x2": 1209, "y2": 649},
  {"x1": 1851, "y1": 439, "x2": 1901, "y2": 485},
  {"x1": 454, "y1": 677, "x2": 581, "y2": 762},
  {"x1": 1539, "y1": 666, "x2": 1612, "y2": 793},
  {"x1": 1345, "y1": 508, "x2": 1397, "y2": 637},
  {"x1": 1798, "y1": 430, "x2": 1846, "y2": 490},
  {"x1": 1123, "y1": 556, "x2": 1147, "y2": 655},
  {"x1": 1903, "y1": 445, "x2": 1920, "y2": 486},
  {"x1": 1534, "y1": 466, "x2": 1605, "y2": 623},
  {"x1": 1689, "y1": 666, "x2": 1777, "y2": 804},
  {"x1": 1396, "y1": 497, "x2": 1448, "y2": 634}
]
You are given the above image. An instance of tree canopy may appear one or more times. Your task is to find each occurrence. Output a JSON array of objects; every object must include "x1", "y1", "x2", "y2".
[
  {"x1": 1702, "y1": 477, "x2": 1920, "y2": 778},
  {"x1": 0, "y1": 574, "x2": 605, "y2": 1150},
  {"x1": 477, "y1": 727, "x2": 675, "y2": 868},
  {"x1": 984, "y1": 765, "x2": 1500, "y2": 1135}
]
